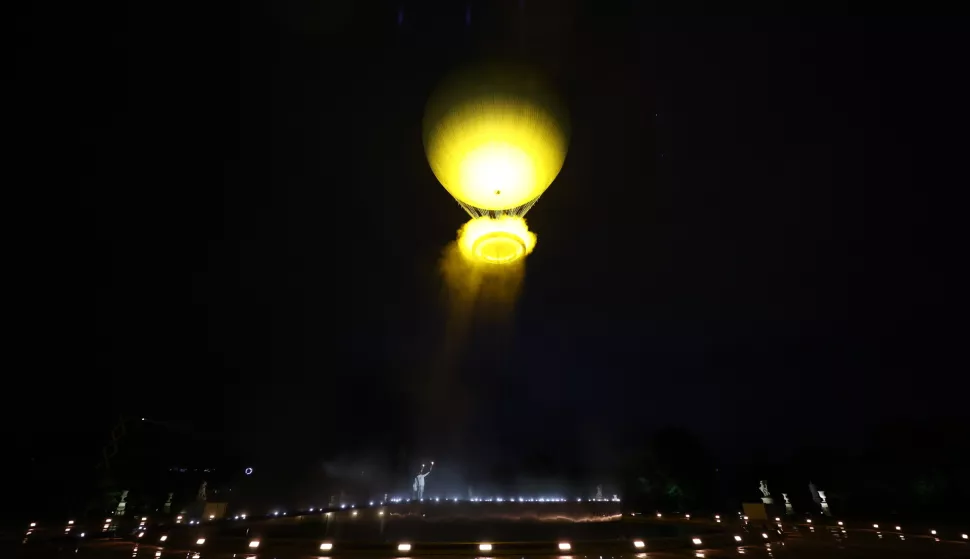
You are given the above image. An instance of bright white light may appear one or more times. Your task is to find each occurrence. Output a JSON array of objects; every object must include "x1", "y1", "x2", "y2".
[
  {"x1": 931, "y1": 530, "x2": 937, "y2": 535},
  {"x1": 686, "y1": 514, "x2": 691, "y2": 519},
  {"x1": 309, "y1": 508, "x2": 314, "y2": 512},
  {"x1": 138, "y1": 532, "x2": 144, "y2": 538},
  {"x1": 397, "y1": 543, "x2": 411, "y2": 552},
  {"x1": 105, "y1": 519, "x2": 112, "y2": 523},
  {"x1": 479, "y1": 543, "x2": 493, "y2": 551},
  {"x1": 633, "y1": 540, "x2": 645, "y2": 549},
  {"x1": 743, "y1": 516, "x2": 749, "y2": 520},
  {"x1": 209, "y1": 515, "x2": 215, "y2": 520},
  {"x1": 807, "y1": 519, "x2": 812, "y2": 523},
  {"x1": 142, "y1": 517, "x2": 147, "y2": 521},
  {"x1": 249, "y1": 540, "x2": 260, "y2": 548},
  {"x1": 838, "y1": 521, "x2": 843, "y2": 526},
  {"x1": 873, "y1": 524, "x2": 879, "y2": 529},
  {"x1": 68, "y1": 521, "x2": 74, "y2": 525},
  {"x1": 195, "y1": 538, "x2": 205, "y2": 545},
  {"x1": 241, "y1": 514, "x2": 247, "y2": 519},
  {"x1": 715, "y1": 514, "x2": 720, "y2": 519},
  {"x1": 774, "y1": 517, "x2": 780, "y2": 521},
  {"x1": 558, "y1": 542, "x2": 571, "y2": 551},
  {"x1": 692, "y1": 538, "x2": 702, "y2": 545},
  {"x1": 319, "y1": 542, "x2": 333, "y2": 551},
  {"x1": 79, "y1": 533, "x2": 85, "y2": 537},
  {"x1": 30, "y1": 523, "x2": 36, "y2": 527},
  {"x1": 379, "y1": 511, "x2": 384, "y2": 516},
  {"x1": 962, "y1": 534, "x2": 968, "y2": 539},
  {"x1": 762, "y1": 533, "x2": 768, "y2": 539},
  {"x1": 895, "y1": 526, "x2": 901, "y2": 531},
  {"x1": 656, "y1": 513, "x2": 662, "y2": 517},
  {"x1": 159, "y1": 536, "x2": 167, "y2": 542},
  {"x1": 352, "y1": 511, "x2": 358, "y2": 517},
  {"x1": 734, "y1": 536, "x2": 742, "y2": 542},
  {"x1": 369, "y1": 501, "x2": 374, "y2": 506}
]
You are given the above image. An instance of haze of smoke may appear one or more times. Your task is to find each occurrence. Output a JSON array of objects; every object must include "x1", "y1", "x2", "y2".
[
  {"x1": 411, "y1": 237, "x2": 529, "y2": 450},
  {"x1": 441, "y1": 243, "x2": 526, "y2": 317},
  {"x1": 438, "y1": 234, "x2": 527, "y2": 364}
]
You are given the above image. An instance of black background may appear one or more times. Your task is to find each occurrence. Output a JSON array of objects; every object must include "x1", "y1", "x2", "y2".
[{"x1": 10, "y1": 3, "x2": 969, "y2": 519}]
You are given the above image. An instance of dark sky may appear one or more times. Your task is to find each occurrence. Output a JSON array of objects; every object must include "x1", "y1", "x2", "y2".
[{"x1": 13, "y1": 4, "x2": 969, "y2": 497}]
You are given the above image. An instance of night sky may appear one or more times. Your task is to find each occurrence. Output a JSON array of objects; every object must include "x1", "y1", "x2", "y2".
[{"x1": 12, "y1": 5, "x2": 969, "y2": 508}]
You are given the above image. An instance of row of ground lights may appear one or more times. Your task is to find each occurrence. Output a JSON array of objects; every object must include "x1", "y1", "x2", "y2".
[
  {"x1": 26, "y1": 519, "x2": 970, "y2": 546},
  {"x1": 212, "y1": 531, "x2": 968, "y2": 552},
  {"x1": 31, "y1": 509, "x2": 970, "y2": 529},
  {"x1": 729, "y1": 514, "x2": 968, "y2": 542},
  {"x1": 213, "y1": 538, "x2": 778, "y2": 551}
]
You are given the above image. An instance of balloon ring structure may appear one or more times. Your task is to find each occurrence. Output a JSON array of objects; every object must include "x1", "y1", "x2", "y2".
[
  {"x1": 244, "y1": 467, "x2": 253, "y2": 475},
  {"x1": 460, "y1": 217, "x2": 535, "y2": 264}
]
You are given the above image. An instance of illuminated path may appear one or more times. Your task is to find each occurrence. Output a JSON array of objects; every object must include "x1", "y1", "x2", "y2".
[
  {"x1": 13, "y1": 503, "x2": 968, "y2": 559},
  {"x1": 13, "y1": 534, "x2": 970, "y2": 559},
  {"x1": 13, "y1": 516, "x2": 968, "y2": 559}
]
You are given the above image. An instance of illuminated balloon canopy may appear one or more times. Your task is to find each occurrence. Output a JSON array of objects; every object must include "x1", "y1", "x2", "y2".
[
  {"x1": 424, "y1": 65, "x2": 568, "y2": 265},
  {"x1": 423, "y1": 65, "x2": 570, "y2": 220}
]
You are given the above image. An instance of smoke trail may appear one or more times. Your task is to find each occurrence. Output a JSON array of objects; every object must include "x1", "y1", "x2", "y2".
[
  {"x1": 415, "y1": 224, "x2": 531, "y2": 452},
  {"x1": 441, "y1": 241, "x2": 527, "y2": 321}
]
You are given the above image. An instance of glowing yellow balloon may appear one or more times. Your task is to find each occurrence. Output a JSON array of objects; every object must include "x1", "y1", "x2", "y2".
[{"x1": 424, "y1": 67, "x2": 569, "y2": 214}]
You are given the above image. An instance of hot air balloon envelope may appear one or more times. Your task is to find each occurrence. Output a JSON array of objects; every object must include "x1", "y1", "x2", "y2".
[{"x1": 424, "y1": 66, "x2": 569, "y2": 216}]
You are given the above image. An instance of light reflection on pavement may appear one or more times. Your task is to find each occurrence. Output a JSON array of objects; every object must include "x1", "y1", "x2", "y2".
[{"x1": 19, "y1": 533, "x2": 970, "y2": 559}]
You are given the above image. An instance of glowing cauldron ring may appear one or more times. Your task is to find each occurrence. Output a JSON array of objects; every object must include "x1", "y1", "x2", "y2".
[{"x1": 471, "y1": 231, "x2": 528, "y2": 264}]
